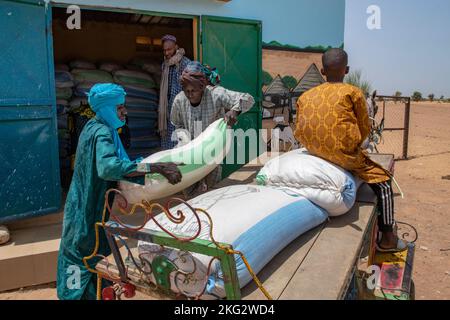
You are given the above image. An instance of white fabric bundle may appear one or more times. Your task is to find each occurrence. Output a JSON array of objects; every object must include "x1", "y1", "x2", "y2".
[{"x1": 256, "y1": 149, "x2": 362, "y2": 216}]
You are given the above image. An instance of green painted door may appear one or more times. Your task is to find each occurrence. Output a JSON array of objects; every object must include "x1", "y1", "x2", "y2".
[
  {"x1": 201, "y1": 15, "x2": 262, "y2": 178},
  {"x1": 0, "y1": 0, "x2": 61, "y2": 222}
]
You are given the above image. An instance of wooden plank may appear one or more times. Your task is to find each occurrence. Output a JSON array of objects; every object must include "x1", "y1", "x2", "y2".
[
  {"x1": 279, "y1": 201, "x2": 375, "y2": 300},
  {"x1": 192, "y1": 18, "x2": 199, "y2": 61},
  {"x1": 355, "y1": 183, "x2": 377, "y2": 204},
  {"x1": 213, "y1": 153, "x2": 279, "y2": 189},
  {"x1": 242, "y1": 224, "x2": 324, "y2": 300},
  {"x1": 213, "y1": 165, "x2": 262, "y2": 189}
]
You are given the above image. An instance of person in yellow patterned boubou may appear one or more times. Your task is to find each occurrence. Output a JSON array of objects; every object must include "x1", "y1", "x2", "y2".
[{"x1": 295, "y1": 48, "x2": 406, "y2": 252}]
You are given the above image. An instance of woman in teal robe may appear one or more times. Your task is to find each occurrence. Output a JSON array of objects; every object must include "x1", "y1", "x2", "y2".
[{"x1": 57, "y1": 84, "x2": 181, "y2": 300}]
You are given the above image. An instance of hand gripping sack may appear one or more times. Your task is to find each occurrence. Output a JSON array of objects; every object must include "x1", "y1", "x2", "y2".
[{"x1": 119, "y1": 119, "x2": 232, "y2": 203}]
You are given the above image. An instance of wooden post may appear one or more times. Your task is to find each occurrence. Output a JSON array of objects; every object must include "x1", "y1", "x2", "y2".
[{"x1": 193, "y1": 17, "x2": 199, "y2": 61}]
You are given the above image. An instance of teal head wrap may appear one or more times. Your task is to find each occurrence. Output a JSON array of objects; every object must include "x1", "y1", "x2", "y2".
[
  {"x1": 88, "y1": 83, "x2": 130, "y2": 161},
  {"x1": 88, "y1": 83, "x2": 126, "y2": 129},
  {"x1": 202, "y1": 64, "x2": 221, "y2": 86}
]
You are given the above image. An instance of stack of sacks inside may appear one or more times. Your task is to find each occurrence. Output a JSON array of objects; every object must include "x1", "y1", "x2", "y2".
[
  {"x1": 54, "y1": 65, "x2": 74, "y2": 187},
  {"x1": 54, "y1": 58, "x2": 162, "y2": 172},
  {"x1": 118, "y1": 58, "x2": 162, "y2": 160}
]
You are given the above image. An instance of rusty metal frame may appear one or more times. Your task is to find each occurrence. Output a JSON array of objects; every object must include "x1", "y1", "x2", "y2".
[{"x1": 83, "y1": 189, "x2": 243, "y2": 300}]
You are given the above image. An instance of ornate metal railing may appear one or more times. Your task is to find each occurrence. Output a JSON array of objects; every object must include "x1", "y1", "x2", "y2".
[{"x1": 83, "y1": 188, "x2": 271, "y2": 300}]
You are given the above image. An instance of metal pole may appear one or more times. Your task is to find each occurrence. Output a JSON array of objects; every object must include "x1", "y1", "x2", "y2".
[
  {"x1": 403, "y1": 98, "x2": 411, "y2": 159},
  {"x1": 105, "y1": 230, "x2": 128, "y2": 282}
]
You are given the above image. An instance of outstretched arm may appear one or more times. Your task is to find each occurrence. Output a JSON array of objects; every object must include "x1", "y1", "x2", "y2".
[
  {"x1": 95, "y1": 131, "x2": 182, "y2": 185},
  {"x1": 214, "y1": 86, "x2": 255, "y2": 126}
]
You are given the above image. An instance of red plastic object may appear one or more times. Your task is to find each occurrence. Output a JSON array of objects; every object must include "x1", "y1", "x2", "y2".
[
  {"x1": 102, "y1": 287, "x2": 116, "y2": 300},
  {"x1": 380, "y1": 263, "x2": 405, "y2": 290},
  {"x1": 122, "y1": 283, "x2": 136, "y2": 299}
]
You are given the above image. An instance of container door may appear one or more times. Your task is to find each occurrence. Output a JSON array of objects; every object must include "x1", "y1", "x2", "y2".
[
  {"x1": 201, "y1": 15, "x2": 262, "y2": 177},
  {"x1": 0, "y1": 0, "x2": 61, "y2": 222}
]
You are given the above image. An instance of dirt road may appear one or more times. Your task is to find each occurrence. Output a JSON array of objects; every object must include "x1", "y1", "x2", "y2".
[{"x1": 383, "y1": 101, "x2": 450, "y2": 300}]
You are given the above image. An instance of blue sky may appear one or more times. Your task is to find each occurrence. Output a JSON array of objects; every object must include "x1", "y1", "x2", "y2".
[{"x1": 345, "y1": 0, "x2": 450, "y2": 97}]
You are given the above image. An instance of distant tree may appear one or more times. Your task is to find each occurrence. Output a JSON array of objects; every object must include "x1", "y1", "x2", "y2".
[
  {"x1": 439, "y1": 95, "x2": 445, "y2": 103},
  {"x1": 412, "y1": 91, "x2": 422, "y2": 102},
  {"x1": 282, "y1": 75, "x2": 297, "y2": 90},
  {"x1": 262, "y1": 70, "x2": 273, "y2": 86},
  {"x1": 393, "y1": 91, "x2": 402, "y2": 103},
  {"x1": 428, "y1": 93, "x2": 435, "y2": 102},
  {"x1": 345, "y1": 70, "x2": 372, "y2": 96}
]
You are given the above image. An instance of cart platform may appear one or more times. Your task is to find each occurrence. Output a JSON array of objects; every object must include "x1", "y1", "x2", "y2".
[{"x1": 95, "y1": 153, "x2": 394, "y2": 300}]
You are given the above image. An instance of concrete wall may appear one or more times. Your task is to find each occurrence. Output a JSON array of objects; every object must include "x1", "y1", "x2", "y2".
[{"x1": 263, "y1": 49, "x2": 323, "y2": 79}]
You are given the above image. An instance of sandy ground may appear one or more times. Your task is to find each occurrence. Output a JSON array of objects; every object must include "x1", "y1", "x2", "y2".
[
  {"x1": 383, "y1": 101, "x2": 450, "y2": 300},
  {"x1": 0, "y1": 101, "x2": 449, "y2": 300}
]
